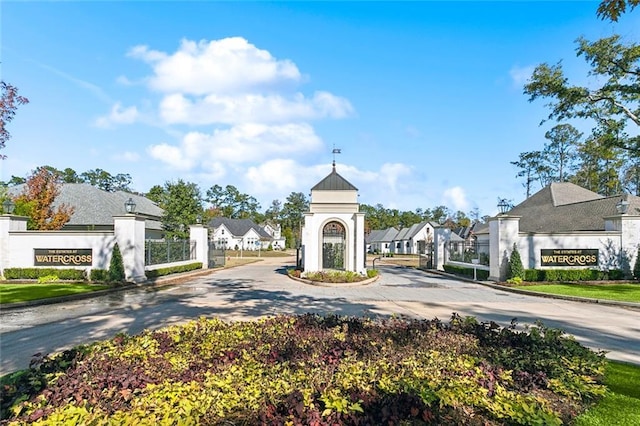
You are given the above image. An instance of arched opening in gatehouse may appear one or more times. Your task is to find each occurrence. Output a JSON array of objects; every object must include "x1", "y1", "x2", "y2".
[{"x1": 322, "y1": 221, "x2": 345, "y2": 270}]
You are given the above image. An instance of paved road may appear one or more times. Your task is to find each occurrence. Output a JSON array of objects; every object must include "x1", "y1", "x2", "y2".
[{"x1": 1, "y1": 257, "x2": 639, "y2": 375}]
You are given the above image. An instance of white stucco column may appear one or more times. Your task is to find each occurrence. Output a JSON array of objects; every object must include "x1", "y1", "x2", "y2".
[
  {"x1": 189, "y1": 224, "x2": 209, "y2": 269},
  {"x1": 301, "y1": 212, "x2": 317, "y2": 272},
  {"x1": 354, "y1": 212, "x2": 366, "y2": 274},
  {"x1": 489, "y1": 215, "x2": 521, "y2": 281},
  {"x1": 0, "y1": 215, "x2": 28, "y2": 277},
  {"x1": 113, "y1": 215, "x2": 146, "y2": 283},
  {"x1": 607, "y1": 214, "x2": 640, "y2": 275},
  {"x1": 433, "y1": 226, "x2": 450, "y2": 271},
  {"x1": 621, "y1": 215, "x2": 640, "y2": 274}
]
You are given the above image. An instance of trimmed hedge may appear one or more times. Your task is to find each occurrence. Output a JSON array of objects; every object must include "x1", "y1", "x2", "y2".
[
  {"x1": 443, "y1": 264, "x2": 490, "y2": 280},
  {"x1": 2, "y1": 268, "x2": 86, "y2": 281},
  {"x1": 145, "y1": 262, "x2": 203, "y2": 279},
  {"x1": 523, "y1": 268, "x2": 624, "y2": 282},
  {"x1": 89, "y1": 269, "x2": 109, "y2": 282}
]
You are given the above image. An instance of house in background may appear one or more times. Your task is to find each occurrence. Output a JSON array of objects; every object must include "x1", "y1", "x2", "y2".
[
  {"x1": 391, "y1": 221, "x2": 436, "y2": 254},
  {"x1": 8, "y1": 183, "x2": 164, "y2": 239},
  {"x1": 209, "y1": 217, "x2": 274, "y2": 250},
  {"x1": 366, "y1": 222, "x2": 436, "y2": 255},
  {"x1": 366, "y1": 227, "x2": 398, "y2": 254},
  {"x1": 262, "y1": 222, "x2": 286, "y2": 249}
]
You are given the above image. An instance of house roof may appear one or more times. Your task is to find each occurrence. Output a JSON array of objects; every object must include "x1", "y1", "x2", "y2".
[
  {"x1": 366, "y1": 227, "x2": 399, "y2": 243},
  {"x1": 9, "y1": 183, "x2": 164, "y2": 229},
  {"x1": 209, "y1": 217, "x2": 272, "y2": 239},
  {"x1": 311, "y1": 166, "x2": 358, "y2": 191},
  {"x1": 495, "y1": 182, "x2": 640, "y2": 233}
]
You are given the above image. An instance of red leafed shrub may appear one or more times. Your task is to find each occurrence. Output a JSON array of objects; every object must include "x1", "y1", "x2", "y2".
[{"x1": 1, "y1": 314, "x2": 606, "y2": 425}]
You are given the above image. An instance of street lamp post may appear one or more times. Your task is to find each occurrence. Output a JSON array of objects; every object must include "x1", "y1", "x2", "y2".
[
  {"x1": 497, "y1": 198, "x2": 510, "y2": 215},
  {"x1": 124, "y1": 198, "x2": 136, "y2": 214},
  {"x1": 616, "y1": 198, "x2": 630, "y2": 215},
  {"x1": 2, "y1": 199, "x2": 15, "y2": 215}
]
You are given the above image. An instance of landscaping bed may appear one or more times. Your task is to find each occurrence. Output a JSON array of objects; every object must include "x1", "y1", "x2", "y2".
[{"x1": 0, "y1": 313, "x2": 607, "y2": 425}]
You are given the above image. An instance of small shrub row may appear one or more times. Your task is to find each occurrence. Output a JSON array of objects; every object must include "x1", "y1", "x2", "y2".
[
  {"x1": 145, "y1": 262, "x2": 203, "y2": 279},
  {"x1": 89, "y1": 269, "x2": 109, "y2": 282},
  {"x1": 523, "y1": 268, "x2": 624, "y2": 282},
  {"x1": 443, "y1": 264, "x2": 490, "y2": 280},
  {"x1": 2, "y1": 268, "x2": 85, "y2": 281},
  {"x1": 303, "y1": 270, "x2": 369, "y2": 283}
]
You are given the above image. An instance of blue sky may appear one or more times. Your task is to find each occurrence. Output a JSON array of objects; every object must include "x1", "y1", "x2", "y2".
[{"x1": 2, "y1": 1, "x2": 638, "y2": 218}]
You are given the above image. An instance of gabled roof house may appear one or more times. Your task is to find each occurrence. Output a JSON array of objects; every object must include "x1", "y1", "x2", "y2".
[
  {"x1": 391, "y1": 221, "x2": 436, "y2": 254},
  {"x1": 9, "y1": 183, "x2": 164, "y2": 239},
  {"x1": 208, "y1": 217, "x2": 274, "y2": 250},
  {"x1": 366, "y1": 227, "x2": 399, "y2": 254}
]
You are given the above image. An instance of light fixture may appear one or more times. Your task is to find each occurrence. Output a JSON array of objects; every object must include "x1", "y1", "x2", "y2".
[
  {"x1": 124, "y1": 197, "x2": 136, "y2": 214},
  {"x1": 616, "y1": 198, "x2": 630, "y2": 215},
  {"x1": 196, "y1": 214, "x2": 202, "y2": 224},
  {"x1": 497, "y1": 198, "x2": 510, "y2": 214},
  {"x1": 2, "y1": 199, "x2": 15, "y2": 215}
]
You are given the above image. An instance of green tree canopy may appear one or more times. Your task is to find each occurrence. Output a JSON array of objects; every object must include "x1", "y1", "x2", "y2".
[
  {"x1": 0, "y1": 81, "x2": 29, "y2": 158},
  {"x1": 524, "y1": 35, "x2": 639, "y2": 156},
  {"x1": 205, "y1": 184, "x2": 261, "y2": 221},
  {"x1": 80, "y1": 168, "x2": 132, "y2": 192},
  {"x1": 157, "y1": 180, "x2": 204, "y2": 239},
  {"x1": 597, "y1": 0, "x2": 639, "y2": 21}
]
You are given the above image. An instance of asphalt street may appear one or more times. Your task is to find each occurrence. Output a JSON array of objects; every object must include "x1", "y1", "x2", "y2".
[{"x1": 1, "y1": 256, "x2": 639, "y2": 375}]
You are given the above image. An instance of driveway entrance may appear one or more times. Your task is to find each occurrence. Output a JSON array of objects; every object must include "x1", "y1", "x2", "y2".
[{"x1": 1, "y1": 257, "x2": 639, "y2": 375}]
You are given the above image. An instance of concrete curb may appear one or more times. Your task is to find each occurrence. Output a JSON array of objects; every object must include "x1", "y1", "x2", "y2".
[{"x1": 423, "y1": 268, "x2": 640, "y2": 311}]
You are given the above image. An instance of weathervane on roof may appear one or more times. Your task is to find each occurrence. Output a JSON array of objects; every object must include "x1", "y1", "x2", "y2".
[{"x1": 332, "y1": 145, "x2": 341, "y2": 169}]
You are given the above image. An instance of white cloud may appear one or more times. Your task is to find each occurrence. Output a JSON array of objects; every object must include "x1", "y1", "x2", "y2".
[
  {"x1": 379, "y1": 163, "x2": 412, "y2": 192},
  {"x1": 509, "y1": 64, "x2": 535, "y2": 87},
  {"x1": 159, "y1": 91, "x2": 353, "y2": 125},
  {"x1": 148, "y1": 123, "x2": 322, "y2": 172},
  {"x1": 95, "y1": 103, "x2": 140, "y2": 127},
  {"x1": 442, "y1": 186, "x2": 469, "y2": 211},
  {"x1": 113, "y1": 151, "x2": 140, "y2": 162},
  {"x1": 245, "y1": 159, "x2": 303, "y2": 194},
  {"x1": 129, "y1": 37, "x2": 301, "y2": 95}
]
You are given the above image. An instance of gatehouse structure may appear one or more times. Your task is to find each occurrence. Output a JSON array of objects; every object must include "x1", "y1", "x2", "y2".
[{"x1": 301, "y1": 163, "x2": 366, "y2": 275}]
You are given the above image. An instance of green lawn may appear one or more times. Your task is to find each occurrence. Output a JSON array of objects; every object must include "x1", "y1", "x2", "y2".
[
  {"x1": 577, "y1": 360, "x2": 640, "y2": 425},
  {"x1": 0, "y1": 283, "x2": 111, "y2": 304},
  {"x1": 514, "y1": 283, "x2": 640, "y2": 303}
]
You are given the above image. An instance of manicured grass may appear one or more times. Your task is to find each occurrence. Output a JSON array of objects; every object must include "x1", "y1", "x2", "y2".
[
  {"x1": 225, "y1": 249, "x2": 293, "y2": 258},
  {"x1": 514, "y1": 283, "x2": 640, "y2": 303},
  {"x1": 0, "y1": 283, "x2": 110, "y2": 304},
  {"x1": 577, "y1": 360, "x2": 640, "y2": 425}
]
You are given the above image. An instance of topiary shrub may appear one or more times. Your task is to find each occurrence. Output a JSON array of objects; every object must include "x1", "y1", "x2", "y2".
[
  {"x1": 507, "y1": 243, "x2": 524, "y2": 280},
  {"x1": 108, "y1": 243, "x2": 126, "y2": 283},
  {"x1": 634, "y1": 247, "x2": 640, "y2": 280}
]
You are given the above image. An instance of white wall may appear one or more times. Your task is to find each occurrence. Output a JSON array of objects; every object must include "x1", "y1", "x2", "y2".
[
  {"x1": 518, "y1": 232, "x2": 623, "y2": 271},
  {"x1": 1, "y1": 214, "x2": 210, "y2": 282},
  {"x1": 4, "y1": 231, "x2": 116, "y2": 272}
]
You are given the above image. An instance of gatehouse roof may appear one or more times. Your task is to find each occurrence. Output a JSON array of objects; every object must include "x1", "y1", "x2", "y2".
[{"x1": 311, "y1": 166, "x2": 358, "y2": 191}]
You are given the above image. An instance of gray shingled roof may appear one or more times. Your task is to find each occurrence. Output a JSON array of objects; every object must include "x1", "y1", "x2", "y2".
[
  {"x1": 209, "y1": 217, "x2": 272, "y2": 239},
  {"x1": 9, "y1": 183, "x2": 164, "y2": 229},
  {"x1": 311, "y1": 167, "x2": 358, "y2": 191},
  {"x1": 366, "y1": 227, "x2": 399, "y2": 243},
  {"x1": 501, "y1": 182, "x2": 639, "y2": 233}
]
